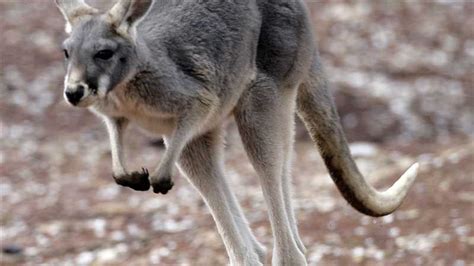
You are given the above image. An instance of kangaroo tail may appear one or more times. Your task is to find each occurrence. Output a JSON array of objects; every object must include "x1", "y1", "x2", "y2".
[{"x1": 296, "y1": 53, "x2": 418, "y2": 217}]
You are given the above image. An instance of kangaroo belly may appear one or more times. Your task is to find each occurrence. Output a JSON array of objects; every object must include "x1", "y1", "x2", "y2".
[{"x1": 128, "y1": 114, "x2": 176, "y2": 136}]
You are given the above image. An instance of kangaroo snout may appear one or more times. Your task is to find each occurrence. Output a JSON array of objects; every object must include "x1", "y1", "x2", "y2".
[{"x1": 65, "y1": 84, "x2": 85, "y2": 106}]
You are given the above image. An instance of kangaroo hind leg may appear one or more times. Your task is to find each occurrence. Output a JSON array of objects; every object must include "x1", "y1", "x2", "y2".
[
  {"x1": 235, "y1": 75, "x2": 307, "y2": 266},
  {"x1": 280, "y1": 89, "x2": 306, "y2": 255},
  {"x1": 176, "y1": 128, "x2": 265, "y2": 265}
]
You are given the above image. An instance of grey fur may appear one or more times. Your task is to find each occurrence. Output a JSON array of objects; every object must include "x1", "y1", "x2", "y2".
[{"x1": 56, "y1": 0, "x2": 418, "y2": 265}]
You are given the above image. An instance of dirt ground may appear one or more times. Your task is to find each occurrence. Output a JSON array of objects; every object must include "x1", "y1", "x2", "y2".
[{"x1": 1, "y1": 1, "x2": 473, "y2": 265}]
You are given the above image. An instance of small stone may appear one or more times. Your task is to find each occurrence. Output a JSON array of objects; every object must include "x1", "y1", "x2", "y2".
[
  {"x1": 38, "y1": 221, "x2": 63, "y2": 236},
  {"x1": 432, "y1": 157, "x2": 444, "y2": 168},
  {"x1": 88, "y1": 218, "x2": 107, "y2": 238},
  {"x1": 373, "y1": 250, "x2": 384, "y2": 260},
  {"x1": 349, "y1": 142, "x2": 378, "y2": 157},
  {"x1": 447, "y1": 153, "x2": 461, "y2": 164},
  {"x1": 2, "y1": 244, "x2": 23, "y2": 255},
  {"x1": 111, "y1": 230, "x2": 126, "y2": 241},
  {"x1": 0, "y1": 183, "x2": 12, "y2": 197},
  {"x1": 96, "y1": 248, "x2": 118, "y2": 263},
  {"x1": 397, "y1": 209, "x2": 419, "y2": 220},
  {"x1": 354, "y1": 226, "x2": 366, "y2": 236},
  {"x1": 24, "y1": 247, "x2": 38, "y2": 256},
  {"x1": 351, "y1": 246, "x2": 365, "y2": 263},
  {"x1": 389, "y1": 227, "x2": 401, "y2": 238},
  {"x1": 97, "y1": 185, "x2": 120, "y2": 200},
  {"x1": 76, "y1": 251, "x2": 95, "y2": 265},
  {"x1": 382, "y1": 214, "x2": 394, "y2": 224},
  {"x1": 455, "y1": 225, "x2": 470, "y2": 236},
  {"x1": 127, "y1": 224, "x2": 145, "y2": 237}
]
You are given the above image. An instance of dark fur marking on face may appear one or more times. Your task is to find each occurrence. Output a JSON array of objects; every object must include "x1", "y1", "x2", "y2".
[{"x1": 87, "y1": 77, "x2": 99, "y2": 94}]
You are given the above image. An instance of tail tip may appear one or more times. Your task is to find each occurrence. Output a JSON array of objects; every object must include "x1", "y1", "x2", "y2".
[
  {"x1": 409, "y1": 162, "x2": 419, "y2": 175},
  {"x1": 403, "y1": 162, "x2": 419, "y2": 184}
]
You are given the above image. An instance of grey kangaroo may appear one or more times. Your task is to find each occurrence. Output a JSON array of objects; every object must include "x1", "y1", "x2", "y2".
[{"x1": 56, "y1": 0, "x2": 419, "y2": 265}]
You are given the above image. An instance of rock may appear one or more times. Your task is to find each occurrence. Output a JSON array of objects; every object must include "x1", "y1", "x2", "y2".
[
  {"x1": 351, "y1": 246, "x2": 365, "y2": 263},
  {"x1": 38, "y1": 221, "x2": 63, "y2": 236},
  {"x1": 349, "y1": 142, "x2": 379, "y2": 157},
  {"x1": 2, "y1": 244, "x2": 23, "y2": 255},
  {"x1": 76, "y1": 251, "x2": 95, "y2": 265},
  {"x1": 87, "y1": 218, "x2": 107, "y2": 238},
  {"x1": 96, "y1": 248, "x2": 118, "y2": 263},
  {"x1": 382, "y1": 214, "x2": 394, "y2": 224}
]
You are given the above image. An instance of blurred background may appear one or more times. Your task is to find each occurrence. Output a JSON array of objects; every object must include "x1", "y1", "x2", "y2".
[{"x1": 1, "y1": 0, "x2": 473, "y2": 265}]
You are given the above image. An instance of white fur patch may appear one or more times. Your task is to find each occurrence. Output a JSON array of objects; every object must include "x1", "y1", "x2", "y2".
[
  {"x1": 80, "y1": 82, "x2": 90, "y2": 98},
  {"x1": 64, "y1": 72, "x2": 69, "y2": 90},
  {"x1": 98, "y1": 75, "x2": 110, "y2": 97},
  {"x1": 68, "y1": 67, "x2": 83, "y2": 83},
  {"x1": 65, "y1": 67, "x2": 85, "y2": 92},
  {"x1": 65, "y1": 22, "x2": 72, "y2": 34}
]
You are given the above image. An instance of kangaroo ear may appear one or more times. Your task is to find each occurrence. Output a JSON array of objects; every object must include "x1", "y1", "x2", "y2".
[
  {"x1": 107, "y1": 0, "x2": 153, "y2": 34},
  {"x1": 55, "y1": 0, "x2": 98, "y2": 34}
]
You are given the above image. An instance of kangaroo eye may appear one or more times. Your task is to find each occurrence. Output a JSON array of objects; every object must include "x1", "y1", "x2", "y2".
[
  {"x1": 95, "y1": 49, "x2": 114, "y2": 60},
  {"x1": 63, "y1": 49, "x2": 69, "y2": 59}
]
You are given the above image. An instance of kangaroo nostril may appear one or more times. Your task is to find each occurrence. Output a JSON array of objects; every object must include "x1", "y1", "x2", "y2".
[
  {"x1": 65, "y1": 88, "x2": 84, "y2": 105},
  {"x1": 76, "y1": 84, "x2": 85, "y2": 93}
]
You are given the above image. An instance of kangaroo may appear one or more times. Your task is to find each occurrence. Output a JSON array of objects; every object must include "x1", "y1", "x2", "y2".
[{"x1": 56, "y1": 0, "x2": 419, "y2": 265}]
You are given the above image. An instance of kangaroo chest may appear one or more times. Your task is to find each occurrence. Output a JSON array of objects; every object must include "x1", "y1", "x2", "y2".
[{"x1": 91, "y1": 89, "x2": 177, "y2": 136}]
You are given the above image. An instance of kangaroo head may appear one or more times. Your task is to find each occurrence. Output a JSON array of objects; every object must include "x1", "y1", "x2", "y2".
[{"x1": 56, "y1": 0, "x2": 152, "y2": 107}]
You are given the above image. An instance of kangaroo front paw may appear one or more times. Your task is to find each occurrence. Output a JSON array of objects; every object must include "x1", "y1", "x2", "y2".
[
  {"x1": 113, "y1": 168, "x2": 150, "y2": 191},
  {"x1": 151, "y1": 177, "x2": 174, "y2": 194}
]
